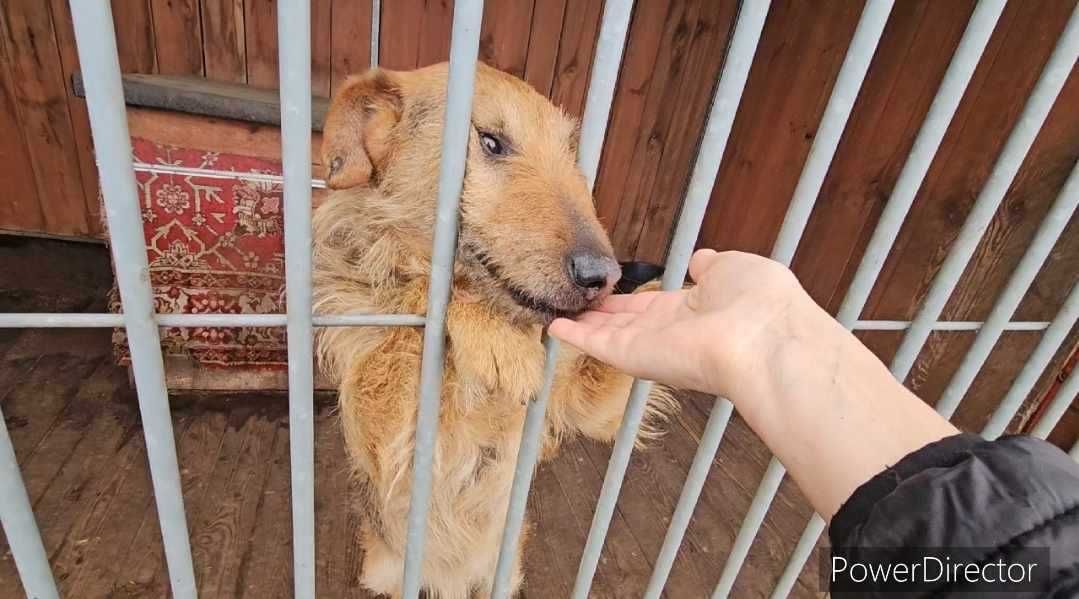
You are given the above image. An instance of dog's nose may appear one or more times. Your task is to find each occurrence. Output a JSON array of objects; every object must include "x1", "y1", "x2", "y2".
[{"x1": 568, "y1": 252, "x2": 621, "y2": 300}]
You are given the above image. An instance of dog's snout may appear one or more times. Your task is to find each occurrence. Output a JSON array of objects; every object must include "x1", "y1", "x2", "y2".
[{"x1": 568, "y1": 252, "x2": 621, "y2": 300}]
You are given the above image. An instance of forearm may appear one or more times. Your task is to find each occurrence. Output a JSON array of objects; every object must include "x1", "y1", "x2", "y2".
[{"x1": 727, "y1": 298, "x2": 958, "y2": 520}]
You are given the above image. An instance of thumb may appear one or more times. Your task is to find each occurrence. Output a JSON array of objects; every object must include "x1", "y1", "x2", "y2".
[{"x1": 688, "y1": 248, "x2": 720, "y2": 283}]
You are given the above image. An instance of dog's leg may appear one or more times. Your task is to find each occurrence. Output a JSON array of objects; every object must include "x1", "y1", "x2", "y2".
[{"x1": 359, "y1": 523, "x2": 404, "y2": 598}]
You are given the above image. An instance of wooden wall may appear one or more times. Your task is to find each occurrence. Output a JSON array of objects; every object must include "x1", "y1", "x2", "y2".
[{"x1": 0, "y1": 0, "x2": 1076, "y2": 436}]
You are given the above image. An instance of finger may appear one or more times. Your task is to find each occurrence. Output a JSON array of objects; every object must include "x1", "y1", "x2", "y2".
[
  {"x1": 688, "y1": 248, "x2": 720, "y2": 283},
  {"x1": 576, "y1": 310, "x2": 618, "y2": 328},
  {"x1": 593, "y1": 291, "x2": 663, "y2": 314}
]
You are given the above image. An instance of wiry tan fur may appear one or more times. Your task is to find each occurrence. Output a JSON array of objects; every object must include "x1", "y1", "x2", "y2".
[{"x1": 313, "y1": 62, "x2": 676, "y2": 599}]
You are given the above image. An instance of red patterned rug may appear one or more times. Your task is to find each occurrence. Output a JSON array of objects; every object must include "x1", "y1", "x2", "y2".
[{"x1": 109, "y1": 138, "x2": 290, "y2": 369}]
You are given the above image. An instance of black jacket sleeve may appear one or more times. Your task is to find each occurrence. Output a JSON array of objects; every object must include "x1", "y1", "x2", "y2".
[{"x1": 829, "y1": 433, "x2": 1079, "y2": 598}]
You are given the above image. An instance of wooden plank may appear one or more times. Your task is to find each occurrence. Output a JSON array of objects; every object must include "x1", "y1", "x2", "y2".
[
  {"x1": 312, "y1": 0, "x2": 333, "y2": 97},
  {"x1": 45, "y1": 0, "x2": 104, "y2": 237},
  {"x1": 378, "y1": 0, "x2": 420, "y2": 70},
  {"x1": 0, "y1": 0, "x2": 93, "y2": 237},
  {"x1": 522, "y1": 0, "x2": 567, "y2": 97},
  {"x1": 151, "y1": 0, "x2": 204, "y2": 76},
  {"x1": 116, "y1": 408, "x2": 230, "y2": 596},
  {"x1": 111, "y1": 0, "x2": 157, "y2": 73},
  {"x1": 0, "y1": 19, "x2": 43, "y2": 233},
  {"x1": 244, "y1": 0, "x2": 278, "y2": 88},
  {"x1": 240, "y1": 421, "x2": 296, "y2": 598},
  {"x1": 479, "y1": 1, "x2": 536, "y2": 79},
  {"x1": 699, "y1": 0, "x2": 864, "y2": 256},
  {"x1": 201, "y1": 0, "x2": 248, "y2": 83},
  {"x1": 312, "y1": 408, "x2": 367, "y2": 598},
  {"x1": 417, "y1": 0, "x2": 454, "y2": 68},
  {"x1": 329, "y1": 0, "x2": 374, "y2": 93},
  {"x1": 549, "y1": 0, "x2": 604, "y2": 118},
  {"x1": 525, "y1": 462, "x2": 581, "y2": 597}
]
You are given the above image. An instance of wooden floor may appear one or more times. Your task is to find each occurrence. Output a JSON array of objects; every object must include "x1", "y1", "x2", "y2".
[{"x1": 0, "y1": 326, "x2": 824, "y2": 598}]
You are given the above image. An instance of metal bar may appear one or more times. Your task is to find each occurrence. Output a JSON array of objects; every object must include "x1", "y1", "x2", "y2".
[
  {"x1": 638, "y1": 3, "x2": 772, "y2": 596},
  {"x1": 131, "y1": 162, "x2": 329, "y2": 190},
  {"x1": 493, "y1": 0, "x2": 635, "y2": 577},
  {"x1": 371, "y1": 0, "x2": 381, "y2": 68},
  {"x1": 770, "y1": 513, "x2": 827, "y2": 599},
  {"x1": 0, "y1": 404, "x2": 60, "y2": 599},
  {"x1": 278, "y1": 2, "x2": 316, "y2": 596},
  {"x1": 401, "y1": 2, "x2": 484, "y2": 597},
  {"x1": 490, "y1": 336, "x2": 560, "y2": 598},
  {"x1": 851, "y1": 320, "x2": 1050, "y2": 331},
  {"x1": 890, "y1": 4, "x2": 1079, "y2": 382},
  {"x1": 771, "y1": 0, "x2": 895, "y2": 265},
  {"x1": 983, "y1": 284, "x2": 1079, "y2": 439},
  {"x1": 644, "y1": 400, "x2": 735, "y2": 599},
  {"x1": 573, "y1": 2, "x2": 771, "y2": 595},
  {"x1": 712, "y1": 3, "x2": 895, "y2": 597},
  {"x1": 0, "y1": 313, "x2": 426, "y2": 328},
  {"x1": 0, "y1": 312, "x2": 1051, "y2": 331},
  {"x1": 836, "y1": 0, "x2": 1007, "y2": 326},
  {"x1": 69, "y1": 2, "x2": 197, "y2": 597},
  {"x1": 936, "y1": 162, "x2": 1079, "y2": 419},
  {"x1": 576, "y1": 0, "x2": 634, "y2": 188},
  {"x1": 1030, "y1": 365, "x2": 1079, "y2": 439}
]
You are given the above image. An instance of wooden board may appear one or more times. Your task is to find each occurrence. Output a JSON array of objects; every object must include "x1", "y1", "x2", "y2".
[
  {"x1": 201, "y1": 0, "x2": 247, "y2": 83},
  {"x1": 151, "y1": 0, "x2": 204, "y2": 76},
  {"x1": 243, "y1": 0, "x2": 278, "y2": 88},
  {"x1": 329, "y1": 0, "x2": 374, "y2": 93}
]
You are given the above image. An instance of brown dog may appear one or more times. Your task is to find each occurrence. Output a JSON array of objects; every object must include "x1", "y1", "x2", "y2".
[{"x1": 313, "y1": 62, "x2": 675, "y2": 598}]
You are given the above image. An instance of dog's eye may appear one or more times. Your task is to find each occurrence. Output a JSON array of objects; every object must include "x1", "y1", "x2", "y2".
[{"x1": 479, "y1": 131, "x2": 505, "y2": 157}]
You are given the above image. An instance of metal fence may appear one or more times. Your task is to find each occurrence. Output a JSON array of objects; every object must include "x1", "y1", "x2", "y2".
[{"x1": 1, "y1": 1, "x2": 1077, "y2": 598}]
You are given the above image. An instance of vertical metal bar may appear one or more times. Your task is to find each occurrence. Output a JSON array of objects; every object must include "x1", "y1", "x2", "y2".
[
  {"x1": 69, "y1": 3, "x2": 197, "y2": 597},
  {"x1": 770, "y1": 4, "x2": 1008, "y2": 593},
  {"x1": 982, "y1": 284, "x2": 1079, "y2": 439},
  {"x1": 278, "y1": 2, "x2": 316, "y2": 597},
  {"x1": 371, "y1": 0, "x2": 381, "y2": 68},
  {"x1": 400, "y1": 2, "x2": 483, "y2": 597},
  {"x1": 576, "y1": 0, "x2": 635, "y2": 188},
  {"x1": 712, "y1": 3, "x2": 895, "y2": 597},
  {"x1": 640, "y1": 2, "x2": 772, "y2": 595},
  {"x1": 936, "y1": 162, "x2": 1079, "y2": 419},
  {"x1": 495, "y1": 4, "x2": 632, "y2": 590},
  {"x1": 0, "y1": 404, "x2": 60, "y2": 599},
  {"x1": 890, "y1": 5, "x2": 1079, "y2": 382},
  {"x1": 490, "y1": 336, "x2": 560, "y2": 599},
  {"x1": 771, "y1": 0, "x2": 896, "y2": 265},
  {"x1": 1030, "y1": 365, "x2": 1079, "y2": 439},
  {"x1": 835, "y1": 0, "x2": 1007, "y2": 326}
]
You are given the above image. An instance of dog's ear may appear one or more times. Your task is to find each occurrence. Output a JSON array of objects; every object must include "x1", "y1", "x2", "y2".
[{"x1": 321, "y1": 69, "x2": 404, "y2": 189}]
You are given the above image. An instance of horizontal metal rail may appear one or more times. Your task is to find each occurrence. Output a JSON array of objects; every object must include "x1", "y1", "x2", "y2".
[
  {"x1": 131, "y1": 162, "x2": 329, "y2": 189},
  {"x1": 0, "y1": 313, "x2": 426, "y2": 328}
]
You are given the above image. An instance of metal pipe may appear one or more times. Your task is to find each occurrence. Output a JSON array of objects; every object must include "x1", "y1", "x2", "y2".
[
  {"x1": 835, "y1": 0, "x2": 1007, "y2": 326},
  {"x1": 0, "y1": 312, "x2": 1050, "y2": 331},
  {"x1": 400, "y1": 2, "x2": 484, "y2": 597},
  {"x1": 639, "y1": 3, "x2": 772, "y2": 596},
  {"x1": 890, "y1": 4, "x2": 1079, "y2": 382},
  {"x1": 576, "y1": 0, "x2": 635, "y2": 188},
  {"x1": 983, "y1": 284, "x2": 1079, "y2": 439},
  {"x1": 0, "y1": 404, "x2": 60, "y2": 599},
  {"x1": 371, "y1": 0, "x2": 381, "y2": 68},
  {"x1": 69, "y1": 2, "x2": 197, "y2": 597},
  {"x1": 278, "y1": 2, "x2": 317, "y2": 596},
  {"x1": 771, "y1": 0, "x2": 896, "y2": 266},
  {"x1": 936, "y1": 162, "x2": 1079, "y2": 419},
  {"x1": 769, "y1": 513, "x2": 827, "y2": 599},
  {"x1": 1030, "y1": 364, "x2": 1079, "y2": 439},
  {"x1": 712, "y1": 3, "x2": 896, "y2": 596},
  {"x1": 490, "y1": 336, "x2": 561, "y2": 598},
  {"x1": 131, "y1": 162, "x2": 329, "y2": 190}
]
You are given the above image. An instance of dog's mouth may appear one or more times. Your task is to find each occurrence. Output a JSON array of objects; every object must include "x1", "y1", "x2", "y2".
[{"x1": 466, "y1": 246, "x2": 583, "y2": 321}]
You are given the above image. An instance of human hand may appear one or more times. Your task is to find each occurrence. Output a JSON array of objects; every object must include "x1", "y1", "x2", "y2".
[{"x1": 548, "y1": 249, "x2": 817, "y2": 398}]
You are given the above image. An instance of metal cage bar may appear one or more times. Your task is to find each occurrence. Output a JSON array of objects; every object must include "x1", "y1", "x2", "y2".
[
  {"x1": 69, "y1": 2, "x2": 198, "y2": 597},
  {"x1": 278, "y1": 2, "x2": 317, "y2": 596},
  {"x1": 711, "y1": 2, "x2": 896, "y2": 597},
  {"x1": 641, "y1": 1, "x2": 773, "y2": 595},
  {"x1": 400, "y1": 2, "x2": 484, "y2": 597},
  {"x1": 1030, "y1": 364, "x2": 1079, "y2": 439},
  {"x1": 983, "y1": 283, "x2": 1079, "y2": 439},
  {"x1": 371, "y1": 0, "x2": 381, "y2": 68},
  {"x1": 936, "y1": 162, "x2": 1079, "y2": 419},
  {"x1": 493, "y1": 1, "x2": 634, "y2": 594},
  {"x1": 890, "y1": 3, "x2": 1079, "y2": 382},
  {"x1": 0, "y1": 402, "x2": 60, "y2": 599}
]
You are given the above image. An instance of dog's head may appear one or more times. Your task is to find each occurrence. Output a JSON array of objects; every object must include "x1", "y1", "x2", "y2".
[{"x1": 321, "y1": 63, "x2": 620, "y2": 325}]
